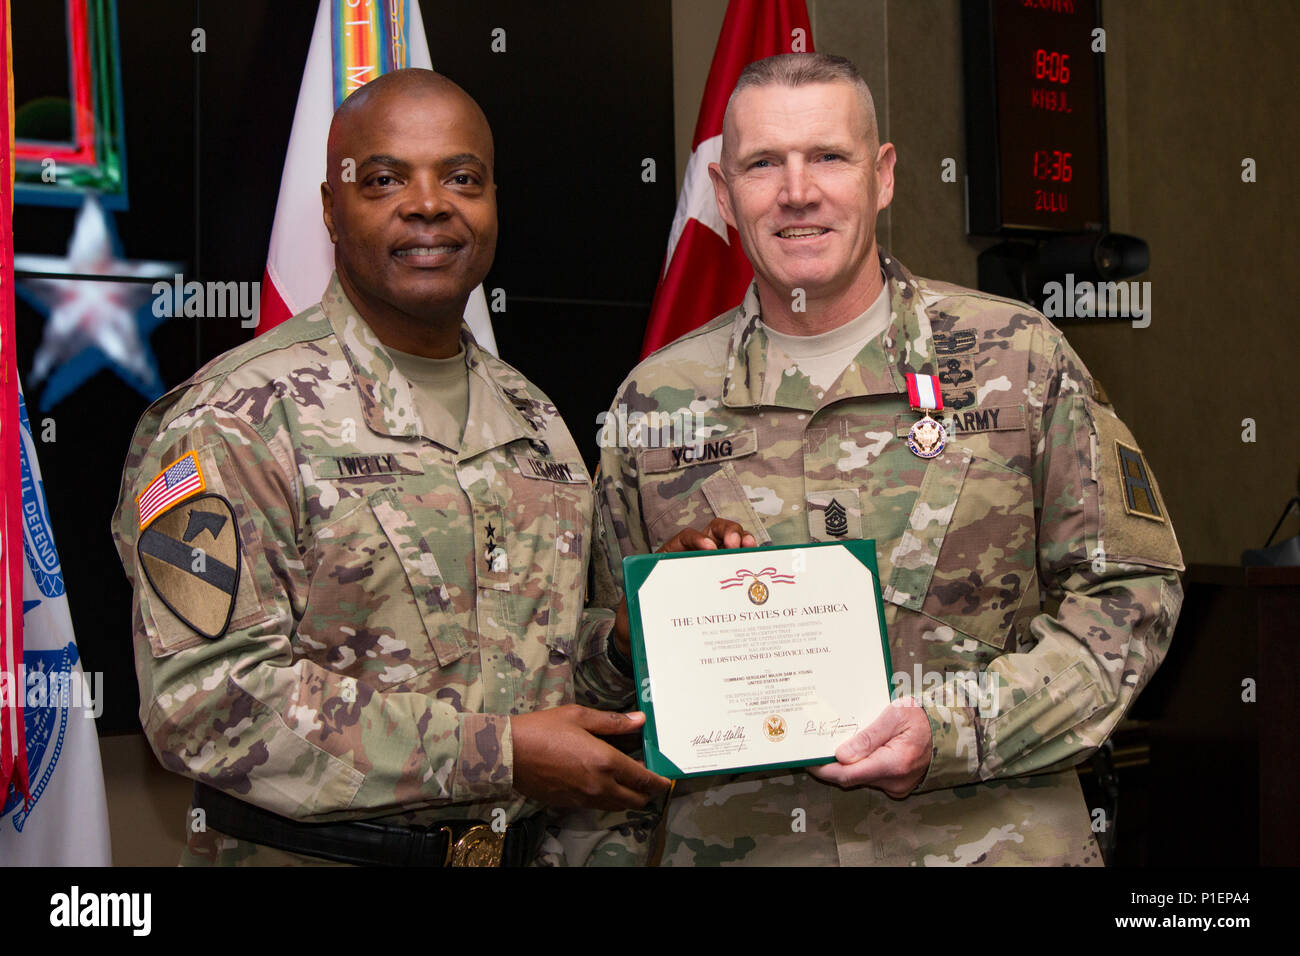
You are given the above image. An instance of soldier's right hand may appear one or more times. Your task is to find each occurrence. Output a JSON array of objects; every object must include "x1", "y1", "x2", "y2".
[
  {"x1": 510, "y1": 706, "x2": 670, "y2": 810},
  {"x1": 658, "y1": 517, "x2": 756, "y2": 553}
]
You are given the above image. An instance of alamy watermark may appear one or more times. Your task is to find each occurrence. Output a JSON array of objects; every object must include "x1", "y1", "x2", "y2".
[
  {"x1": 49, "y1": 886, "x2": 150, "y2": 936},
  {"x1": 1041, "y1": 273, "x2": 1151, "y2": 329},
  {"x1": 152, "y1": 273, "x2": 259, "y2": 328},
  {"x1": 0, "y1": 667, "x2": 104, "y2": 719},
  {"x1": 596, "y1": 404, "x2": 706, "y2": 450},
  {"x1": 892, "y1": 665, "x2": 1002, "y2": 718}
]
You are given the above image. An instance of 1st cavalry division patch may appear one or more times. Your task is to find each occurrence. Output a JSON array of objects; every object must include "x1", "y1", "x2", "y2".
[{"x1": 137, "y1": 494, "x2": 241, "y2": 639}]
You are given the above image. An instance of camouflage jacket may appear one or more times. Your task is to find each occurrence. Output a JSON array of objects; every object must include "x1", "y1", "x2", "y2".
[
  {"x1": 595, "y1": 253, "x2": 1184, "y2": 866},
  {"x1": 111, "y1": 276, "x2": 628, "y2": 864}
]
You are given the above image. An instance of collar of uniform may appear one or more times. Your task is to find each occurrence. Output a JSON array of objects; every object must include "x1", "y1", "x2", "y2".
[
  {"x1": 458, "y1": 325, "x2": 540, "y2": 459},
  {"x1": 321, "y1": 274, "x2": 424, "y2": 439},
  {"x1": 719, "y1": 251, "x2": 938, "y2": 411},
  {"x1": 320, "y1": 275, "x2": 534, "y2": 453}
]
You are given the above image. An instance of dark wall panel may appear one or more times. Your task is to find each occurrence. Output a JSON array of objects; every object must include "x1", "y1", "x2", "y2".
[{"x1": 11, "y1": 0, "x2": 675, "y2": 732}]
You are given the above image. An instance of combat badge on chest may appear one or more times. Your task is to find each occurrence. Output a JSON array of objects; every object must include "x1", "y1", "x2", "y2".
[{"x1": 934, "y1": 330, "x2": 978, "y2": 410}]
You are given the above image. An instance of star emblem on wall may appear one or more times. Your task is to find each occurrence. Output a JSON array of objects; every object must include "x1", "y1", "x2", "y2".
[{"x1": 14, "y1": 196, "x2": 182, "y2": 410}]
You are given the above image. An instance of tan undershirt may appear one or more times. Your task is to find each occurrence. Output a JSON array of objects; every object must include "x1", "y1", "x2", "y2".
[
  {"x1": 760, "y1": 281, "x2": 891, "y2": 391},
  {"x1": 385, "y1": 346, "x2": 470, "y2": 449}
]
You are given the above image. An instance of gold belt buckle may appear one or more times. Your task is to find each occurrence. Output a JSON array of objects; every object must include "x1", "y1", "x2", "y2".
[{"x1": 440, "y1": 824, "x2": 505, "y2": 867}]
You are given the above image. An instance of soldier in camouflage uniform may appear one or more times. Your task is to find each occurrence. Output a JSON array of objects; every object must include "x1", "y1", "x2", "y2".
[
  {"x1": 596, "y1": 54, "x2": 1183, "y2": 865},
  {"x1": 111, "y1": 70, "x2": 665, "y2": 866}
]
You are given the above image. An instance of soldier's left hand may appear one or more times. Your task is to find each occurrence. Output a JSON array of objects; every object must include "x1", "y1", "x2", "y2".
[{"x1": 807, "y1": 697, "x2": 933, "y2": 798}]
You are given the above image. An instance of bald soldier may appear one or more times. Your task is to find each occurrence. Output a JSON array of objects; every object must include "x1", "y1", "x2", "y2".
[
  {"x1": 597, "y1": 53, "x2": 1183, "y2": 865},
  {"x1": 111, "y1": 69, "x2": 666, "y2": 867}
]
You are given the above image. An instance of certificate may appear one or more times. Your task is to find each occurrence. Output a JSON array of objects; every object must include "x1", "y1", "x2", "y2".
[{"x1": 623, "y1": 540, "x2": 894, "y2": 779}]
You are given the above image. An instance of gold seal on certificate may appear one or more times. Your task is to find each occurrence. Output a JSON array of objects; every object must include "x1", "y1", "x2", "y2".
[{"x1": 623, "y1": 540, "x2": 894, "y2": 779}]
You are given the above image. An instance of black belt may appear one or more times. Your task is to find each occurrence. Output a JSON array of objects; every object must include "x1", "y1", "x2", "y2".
[{"x1": 192, "y1": 784, "x2": 545, "y2": 867}]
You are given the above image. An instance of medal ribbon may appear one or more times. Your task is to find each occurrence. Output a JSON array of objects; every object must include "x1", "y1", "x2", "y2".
[
  {"x1": 905, "y1": 373, "x2": 943, "y2": 412},
  {"x1": 719, "y1": 567, "x2": 796, "y2": 588}
]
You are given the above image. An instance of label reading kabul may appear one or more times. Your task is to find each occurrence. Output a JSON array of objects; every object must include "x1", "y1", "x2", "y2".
[{"x1": 513, "y1": 455, "x2": 587, "y2": 483}]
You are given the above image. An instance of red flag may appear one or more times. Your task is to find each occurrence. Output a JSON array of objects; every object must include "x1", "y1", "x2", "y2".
[
  {"x1": 640, "y1": 0, "x2": 813, "y2": 358},
  {"x1": 1, "y1": 0, "x2": 31, "y2": 803}
]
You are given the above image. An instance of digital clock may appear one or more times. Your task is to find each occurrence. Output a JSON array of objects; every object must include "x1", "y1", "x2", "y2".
[{"x1": 962, "y1": 0, "x2": 1107, "y2": 235}]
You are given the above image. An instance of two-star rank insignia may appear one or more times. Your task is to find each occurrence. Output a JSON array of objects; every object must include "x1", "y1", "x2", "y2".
[
  {"x1": 483, "y1": 521, "x2": 508, "y2": 573},
  {"x1": 137, "y1": 494, "x2": 241, "y2": 639}
]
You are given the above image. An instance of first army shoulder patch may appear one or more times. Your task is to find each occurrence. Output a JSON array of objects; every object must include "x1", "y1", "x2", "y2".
[
  {"x1": 1114, "y1": 439, "x2": 1164, "y2": 523},
  {"x1": 135, "y1": 454, "x2": 240, "y2": 639},
  {"x1": 1090, "y1": 402, "x2": 1182, "y2": 569}
]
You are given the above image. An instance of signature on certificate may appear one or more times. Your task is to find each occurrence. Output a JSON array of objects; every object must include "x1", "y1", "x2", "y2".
[
  {"x1": 690, "y1": 726, "x2": 747, "y2": 747},
  {"x1": 802, "y1": 718, "x2": 858, "y2": 738}
]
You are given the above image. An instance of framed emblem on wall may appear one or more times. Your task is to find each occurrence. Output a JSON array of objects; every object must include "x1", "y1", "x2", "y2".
[{"x1": 12, "y1": 0, "x2": 127, "y2": 207}]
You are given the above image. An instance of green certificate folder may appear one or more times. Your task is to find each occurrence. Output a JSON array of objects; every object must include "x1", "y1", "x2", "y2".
[{"x1": 623, "y1": 540, "x2": 894, "y2": 780}]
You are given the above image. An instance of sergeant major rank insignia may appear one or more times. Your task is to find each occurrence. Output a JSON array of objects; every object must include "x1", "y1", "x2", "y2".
[{"x1": 824, "y1": 498, "x2": 849, "y2": 538}]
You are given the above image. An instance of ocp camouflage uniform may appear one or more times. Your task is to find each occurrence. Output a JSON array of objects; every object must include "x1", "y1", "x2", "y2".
[
  {"x1": 595, "y1": 252, "x2": 1183, "y2": 866},
  {"x1": 111, "y1": 276, "x2": 633, "y2": 865}
]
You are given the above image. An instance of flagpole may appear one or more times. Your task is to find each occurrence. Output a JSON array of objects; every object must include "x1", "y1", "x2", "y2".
[{"x1": 0, "y1": 0, "x2": 31, "y2": 803}]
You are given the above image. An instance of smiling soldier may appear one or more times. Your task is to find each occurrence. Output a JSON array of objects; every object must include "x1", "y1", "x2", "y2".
[
  {"x1": 111, "y1": 69, "x2": 666, "y2": 867},
  {"x1": 596, "y1": 54, "x2": 1183, "y2": 866}
]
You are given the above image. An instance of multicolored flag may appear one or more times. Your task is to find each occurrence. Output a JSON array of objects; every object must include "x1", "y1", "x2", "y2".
[
  {"x1": 256, "y1": 0, "x2": 497, "y2": 353},
  {"x1": 640, "y1": 0, "x2": 813, "y2": 357}
]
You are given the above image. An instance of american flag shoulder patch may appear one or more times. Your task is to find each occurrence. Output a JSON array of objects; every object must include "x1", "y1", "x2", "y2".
[{"x1": 137, "y1": 451, "x2": 206, "y2": 530}]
